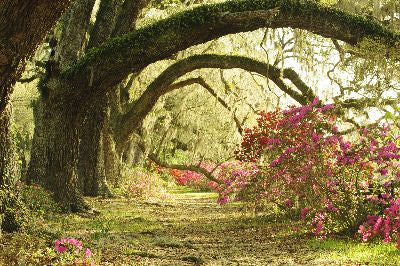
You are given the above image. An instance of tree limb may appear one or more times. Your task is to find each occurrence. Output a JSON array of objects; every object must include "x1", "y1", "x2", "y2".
[
  {"x1": 135, "y1": 134, "x2": 222, "y2": 184},
  {"x1": 166, "y1": 77, "x2": 244, "y2": 134},
  {"x1": 148, "y1": 153, "x2": 222, "y2": 184},
  {"x1": 60, "y1": 0, "x2": 399, "y2": 102},
  {"x1": 116, "y1": 54, "x2": 314, "y2": 145}
]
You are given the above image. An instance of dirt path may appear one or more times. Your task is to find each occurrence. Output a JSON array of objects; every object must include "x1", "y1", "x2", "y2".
[
  {"x1": 85, "y1": 190, "x2": 327, "y2": 265},
  {"x1": 2, "y1": 189, "x2": 399, "y2": 265}
]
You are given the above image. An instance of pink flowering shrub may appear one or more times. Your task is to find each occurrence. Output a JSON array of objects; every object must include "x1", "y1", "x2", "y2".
[
  {"x1": 120, "y1": 166, "x2": 171, "y2": 201},
  {"x1": 358, "y1": 199, "x2": 400, "y2": 248},
  {"x1": 233, "y1": 98, "x2": 400, "y2": 246},
  {"x1": 209, "y1": 161, "x2": 260, "y2": 205},
  {"x1": 54, "y1": 238, "x2": 94, "y2": 265},
  {"x1": 169, "y1": 167, "x2": 210, "y2": 190}
]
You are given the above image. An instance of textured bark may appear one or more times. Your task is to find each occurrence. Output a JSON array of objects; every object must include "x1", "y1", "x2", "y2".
[
  {"x1": 27, "y1": 100, "x2": 47, "y2": 184},
  {"x1": 0, "y1": 104, "x2": 20, "y2": 233},
  {"x1": 0, "y1": 0, "x2": 72, "y2": 232},
  {"x1": 38, "y1": 94, "x2": 88, "y2": 211},
  {"x1": 87, "y1": 0, "x2": 122, "y2": 49},
  {"x1": 0, "y1": 0, "x2": 71, "y2": 113},
  {"x1": 111, "y1": 0, "x2": 151, "y2": 36},
  {"x1": 103, "y1": 125, "x2": 121, "y2": 187},
  {"x1": 77, "y1": 100, "x2": 111, "y2": 197},
  {"x1": 57, "y1": 0, "x2": 96, "y2": 69}
]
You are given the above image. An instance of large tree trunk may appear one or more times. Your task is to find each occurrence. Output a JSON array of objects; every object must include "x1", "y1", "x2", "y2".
[
  {"x1": 0, "y1": 0, "x2": 72, "y2": 232},
  {"x1": 0, "y1": 104, "x2": 23, "y2": 234},
  {"x1": 77, "y1": 98, "x2": 112, "y2": 197},
  {"x1": 29, "y1": 93, "x2": 88, "y2": 212}
]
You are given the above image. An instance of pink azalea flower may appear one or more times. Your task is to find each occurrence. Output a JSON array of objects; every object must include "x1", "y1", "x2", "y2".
[
  {"x1": 55, "y1": 240, "x2": 67, "y2": 253},
  {"x1": 85, "y1": 248, "x2": 92, "y2": 258}
]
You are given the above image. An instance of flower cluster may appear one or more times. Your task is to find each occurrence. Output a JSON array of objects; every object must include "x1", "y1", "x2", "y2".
[
  {"x1": 358, "y1": 198, "x2": 400, "y2": 248},
  {"x1": 54, "y1": 238, "x2": 94, "y2": 265},
  {"x1": 234, "y1": 98, "x2": 400, "y2": 246}
]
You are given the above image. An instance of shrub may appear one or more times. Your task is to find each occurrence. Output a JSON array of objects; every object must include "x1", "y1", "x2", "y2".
[
  {"x1": 229, "y1": 98, "x2": 400, "y2": 245},
  {"x1": 119, "y1": 166, "x2": 171, "y2": 201},
  {"x1": 19, "y1": 183, "x2": 61, "y2": 216}
]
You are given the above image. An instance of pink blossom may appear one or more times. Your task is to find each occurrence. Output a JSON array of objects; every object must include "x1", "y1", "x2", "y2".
[
  {"x1": 314, "y1": 222, "x2": 323, "y2": 236},
  {"x1": 55, "y1": 240, "x2": 67, "y2": 253},
  {"x1": 85, "y1": 248, "x2": 92, "y2": 258},
  {"x1": 300, "y1": 207, "x2": 310, "y2": 219}
]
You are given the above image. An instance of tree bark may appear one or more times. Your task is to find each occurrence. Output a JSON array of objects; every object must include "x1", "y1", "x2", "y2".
[
  {"x1": 0, "y1": 0, "x2": 72, "y2": 232},
  {"x1": 77, "y1": 99, "x2": 112, "y2": 197},
  {"x1": 0, "y1": 104, "x2": 23, "y2": 233}
]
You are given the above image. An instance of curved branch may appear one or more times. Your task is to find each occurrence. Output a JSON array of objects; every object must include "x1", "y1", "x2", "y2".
[
  {"x1": 337, "y1": 98, "x2": 399, "y2": 109},
  {"x1": 148, "y1": 153, "x2": 222, "y2": 184},
  {"x1": 61, "y1": 0, "x2": 399, "y2": 100},
  {"x1": 116, "y1": 54, "x2": 314, "y2": 144},
  {"x1": 168, "y1": 77, "x2": 244, "y2": 134}
]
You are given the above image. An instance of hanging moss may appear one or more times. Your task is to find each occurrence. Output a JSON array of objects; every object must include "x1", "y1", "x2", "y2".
[{"x1": 61, "y1": 0, "x2": 400, "y2": 83}]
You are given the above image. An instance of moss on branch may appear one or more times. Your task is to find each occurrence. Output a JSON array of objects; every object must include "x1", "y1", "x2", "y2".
[{"x1": 61, "y1": 0, "x2": 400, "y2": 100}]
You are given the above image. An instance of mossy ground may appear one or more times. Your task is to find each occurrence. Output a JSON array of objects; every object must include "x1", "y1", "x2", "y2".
[{"x1": 1, "y1": 187, "x2": 400, "y2": 265}]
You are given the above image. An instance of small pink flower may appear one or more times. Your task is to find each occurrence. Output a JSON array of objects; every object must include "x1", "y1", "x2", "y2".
[
  {"x1": 85, "y1": 248, "x2": 92, "y2": 258},
  {"x1": 314, "y1": 223, "x2": 323, "y2": 236},
  {"x1": 300, "y1": 207, "x2": 310, "y2": 219},
  {"x1": 55, "y1": 240, "x2": 67, "y2": 253}
]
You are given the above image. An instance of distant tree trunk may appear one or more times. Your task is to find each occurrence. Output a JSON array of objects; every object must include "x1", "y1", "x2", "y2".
[{"x1": 27, "y1": 100, "x2": 46, "y2": 184}]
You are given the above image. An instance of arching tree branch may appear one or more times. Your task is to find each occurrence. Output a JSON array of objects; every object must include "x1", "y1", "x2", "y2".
[
  {"x1": 60, "y1": 0, "x2": 399, "y2": 102},
  {"x1": 166, "y1": 77, "x2": 244, "y2": 134},
  {"x1": 116, "y1": 54, "x2": 315, "y2": 145},
  {"x1": 148, "y1": 152, "x2": 222, "y2": 184}
]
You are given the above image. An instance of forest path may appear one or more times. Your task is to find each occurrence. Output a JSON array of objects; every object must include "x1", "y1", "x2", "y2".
[{"x1": 80, "y1": 188, "x2": 333, "y2": 265}]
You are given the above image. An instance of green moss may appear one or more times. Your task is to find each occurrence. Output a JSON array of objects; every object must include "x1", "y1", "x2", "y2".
[{"x1": 61, "y1": 0, "x2": 400, "y2": 80}]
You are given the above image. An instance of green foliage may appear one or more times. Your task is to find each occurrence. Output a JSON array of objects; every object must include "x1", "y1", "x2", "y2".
[
  {"x1": 19, "y1": 183, "x2": 61, "y2": 217},
  {"x1": 0, "y1": 186, "x2": 27, "y2": 232}
]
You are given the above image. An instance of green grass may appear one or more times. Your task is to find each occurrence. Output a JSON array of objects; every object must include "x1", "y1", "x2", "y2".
[
  {"x1": 2, "y1": 189, "x2": 400, "y2": 265},
  {"x1": 310, "y1": 238, "x2": 400, "y2": 265}
]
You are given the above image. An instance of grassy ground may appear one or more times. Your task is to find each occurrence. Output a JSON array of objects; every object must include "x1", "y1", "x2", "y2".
[{"x1": 1, "y1": 187, "x2": 400, "y2": 265}]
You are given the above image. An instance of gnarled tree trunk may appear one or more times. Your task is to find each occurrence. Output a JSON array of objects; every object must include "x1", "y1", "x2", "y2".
[
  {"x1": 0, "y1": 0, "x2": 71, "y2": 232},
  {"x1": 29, "y1": 90, "x2": 88, "y2": 211}
]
